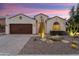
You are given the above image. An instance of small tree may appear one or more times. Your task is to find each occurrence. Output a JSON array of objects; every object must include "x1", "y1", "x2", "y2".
[
  {"x1": 67, "y1": 4, "x2": 79, "y2": 36},
  {"x1": 73, "y1": 4, "x2": 79, "y2": 24},
  {"x1": 0, "y1": 24, "x2": 5, "y2": 29},
  {"x1": 69, "y1": 6, "x2": 75, "y2": 17},
  {"x1": 66, "y1": 18, "x2": 78, "y2": 36}
]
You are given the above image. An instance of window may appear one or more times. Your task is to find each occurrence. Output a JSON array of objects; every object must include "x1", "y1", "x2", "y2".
[{"x1": 52, "y1": 22, "x2": 60, "y2": 31}]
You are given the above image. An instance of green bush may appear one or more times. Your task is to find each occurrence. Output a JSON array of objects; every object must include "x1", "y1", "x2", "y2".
[{"x1": 0, "y1": 24, "x2": 5, "y2": 29}]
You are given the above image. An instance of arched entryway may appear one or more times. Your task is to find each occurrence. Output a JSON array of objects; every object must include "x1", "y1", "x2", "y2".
[{"x1": 52, "y1": 22, "x2": 60, "y2": 31}]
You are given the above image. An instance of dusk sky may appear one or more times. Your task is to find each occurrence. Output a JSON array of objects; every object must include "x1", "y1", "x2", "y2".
[{"x1": 0, "y1": 3, "x2": 77, "y2": 18}]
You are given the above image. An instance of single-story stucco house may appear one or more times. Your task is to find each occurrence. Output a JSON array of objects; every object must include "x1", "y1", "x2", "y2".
[
  {"x1": 0, "y1": 17, "x2": 5, "y2": 33},
  {"x1": 5, "y1": 13, "x2": 67, "y2": 35}
]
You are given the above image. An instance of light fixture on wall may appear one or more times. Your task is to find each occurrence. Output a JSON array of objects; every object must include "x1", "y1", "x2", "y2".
[{"x1": 19, "y1": 16, "x2": 22, "y2": 20}]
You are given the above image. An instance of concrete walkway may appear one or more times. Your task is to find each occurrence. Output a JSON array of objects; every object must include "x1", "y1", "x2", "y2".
[{"x1": 0, "y1": 34, "x2": 32, "y2": 55}]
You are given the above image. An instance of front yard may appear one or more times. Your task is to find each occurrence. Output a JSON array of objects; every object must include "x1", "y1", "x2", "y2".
[
  {"x1": 0, "y1": 34, "x2": 79, "y2": 55},
  {"x1": 19, "y1": 36, "x2": 79, "y2": 55}
]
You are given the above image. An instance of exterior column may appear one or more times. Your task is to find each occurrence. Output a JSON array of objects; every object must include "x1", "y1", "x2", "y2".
[
  {"x1": 5, "y1": 15, "x2": 9, "y2": 34},
  {"x1": 36, "y1": 20, "x2": 38, "y2": 35},
  {"x1": 45, "y1": 20, "x2": 47, "y2": 35}
]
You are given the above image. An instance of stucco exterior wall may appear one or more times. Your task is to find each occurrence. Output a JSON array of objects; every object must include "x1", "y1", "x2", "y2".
[
  {"x1": 34, "y1": 14, "x2": 48, "y2": 34},
  {"x1": 47, "y1": 16, "x2": 66, "y2": 34},
  {"x1": 5, "y1": 14, "x2": 66, "y2": 35},
  {"x1": 5, "y1": 14, "x2": 36, "y2": 34}
]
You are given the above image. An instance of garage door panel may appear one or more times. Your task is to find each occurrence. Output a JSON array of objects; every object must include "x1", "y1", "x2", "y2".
[{"x1": 10, "y1": 24, "x2": 32, "y2": 34}]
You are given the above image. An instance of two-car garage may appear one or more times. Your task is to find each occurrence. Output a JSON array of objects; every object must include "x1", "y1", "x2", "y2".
[
  {"x1": 10, "y1": 24, "x2": 32, "y2": 34},
  {"x1": 5, "y1": 14, "x2": 36, "y2": 34}
]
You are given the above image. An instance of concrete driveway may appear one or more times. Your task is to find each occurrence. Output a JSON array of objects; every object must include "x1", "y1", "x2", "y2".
[{"x1": 0, "y1": 34, "x2": 32, "y2": 55}]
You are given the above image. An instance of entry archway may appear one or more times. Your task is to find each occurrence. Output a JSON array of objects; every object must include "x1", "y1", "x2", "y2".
[{"x1": 52, "y1": 22, "x2": 61, "y2": 31}]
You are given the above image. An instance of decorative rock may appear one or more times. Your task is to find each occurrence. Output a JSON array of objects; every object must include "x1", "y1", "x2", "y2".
[
  {"x1": 48, "y1": 35, "x2": 63, "y2": 41},
  {"x1": 71, "y1": 44, "x2": 78, "y2": 49},
  {"x1": 40, "y1": 38, "x2": 47, "y2": 42},
  {"x1": 46, "y1": 40, "x2": 54, "y2": 44},
  {"x1": 71, "y1": 40, "x2": 78, "y2": 49},
  {"x1": 61, "y1": 40, "x2": 70, "y2": 43},
  {"x1": 72, "y1": 41, "x2": 78, "y2": 44}
]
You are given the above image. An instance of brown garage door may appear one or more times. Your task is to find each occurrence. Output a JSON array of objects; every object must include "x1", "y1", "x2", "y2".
[{"x1": 10, "y1": 24, "x2": 32, "y2": 34}]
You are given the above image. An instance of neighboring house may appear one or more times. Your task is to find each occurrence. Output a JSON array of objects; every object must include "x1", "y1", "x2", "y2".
[
  {"x1": 0, "y1": 17, "x2": 5, "y2": 33},
  {"x1": 0, "y1": 17, "x2": 5, "y2": 25},
  {"x1": 5, "y1": 13, "x2": 67, "y2": 35}
]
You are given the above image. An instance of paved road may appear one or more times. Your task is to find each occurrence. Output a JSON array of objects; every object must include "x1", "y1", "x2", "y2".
[{"x1": 0, "y1": 34, "x2": 32, "y2": 55}]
